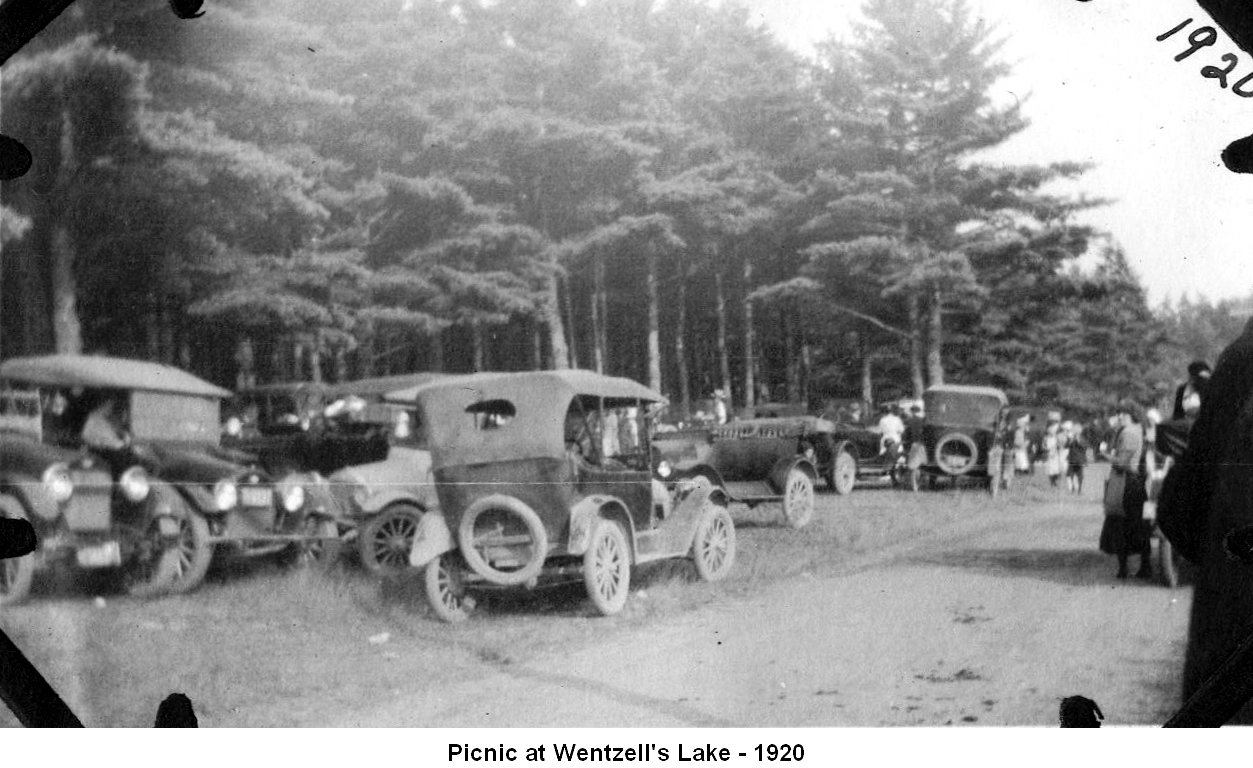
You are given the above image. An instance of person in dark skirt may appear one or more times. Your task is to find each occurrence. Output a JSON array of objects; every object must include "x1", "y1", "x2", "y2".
[{"x1": 1099, "y1": 400, "x2": 1151, "y2": 579}]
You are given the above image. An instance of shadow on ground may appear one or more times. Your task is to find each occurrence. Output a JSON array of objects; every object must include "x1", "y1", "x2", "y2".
[{"x1": 901, "y1": 546, "x2": 1181, "y2": 588}]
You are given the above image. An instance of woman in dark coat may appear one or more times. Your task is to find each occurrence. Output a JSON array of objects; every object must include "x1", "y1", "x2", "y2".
[
  {"x1": 1099, "y1": 401, "x2": 1151, "y2": 579},
  {"x1": 1159, "y1": 319, "x2": 1253, "y2": 722}
]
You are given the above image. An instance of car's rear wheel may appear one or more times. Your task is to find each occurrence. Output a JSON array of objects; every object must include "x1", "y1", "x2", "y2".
[
  {"x1": 782, "y1": 466, "x2": 815, "y2": 529},
  {"x1": 0, "y1": 496, "x2": 35, "y2": 606},
  {"x1": 583, "y1": 518, "x2": 630, "y2": 616},
  {"x1": 359, "y1": 504, "x2": 422, "y2": 574},
  {"x1": 168, "y1": 508, "x2": 212, "y2": 594},
  {"x1": 692, "y1": 502, "x2": 736, "y2": 582},
  {"x1": 828, "y1": 448, "x2": 857, "y2": 495},
  {"x1": 425, "y1": 552, "x2": 477, "y2": 623}
]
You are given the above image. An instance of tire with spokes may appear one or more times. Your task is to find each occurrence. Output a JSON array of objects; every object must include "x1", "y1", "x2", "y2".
[
  {"x1": 287, "y1": 518, "x2": 343, "y2": 570},
  {"x1": 0, "y1": 496, "x2": 35, "y2": 606},
  {"x1": 169, "y1": 507, "x2": 212, "y2": 595},
  {"x1": 583, "y1": 518, "x2": 631, "y2": 616},
  {"x1": 782, "y1": 466, "x2": 815, "y2": 529},
  {"x1": 359, "y1": 504, "x2": 422, "y2": 574},
  {"x1": 692, "y1": 502, "x2": 736, "y2": 581},
  {"x1": 828, "y1": 448, "x2": 857, "y2": 496},
  {"x1": 122, "y1": 517, "x2": 179, "y2": 599},
  {"x1": 424, "y1": 552, "x2": 477, "y2": 623}
]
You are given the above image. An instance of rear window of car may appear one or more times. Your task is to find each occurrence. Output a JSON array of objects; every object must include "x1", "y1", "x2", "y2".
[{"x1": 130, "y1": 391, "x2": 221, "y2": 444}]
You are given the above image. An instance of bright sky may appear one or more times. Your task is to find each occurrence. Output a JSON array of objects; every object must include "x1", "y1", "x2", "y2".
[{"x1": 742, "y1": 0, "x2": 1253, "y2": 305}]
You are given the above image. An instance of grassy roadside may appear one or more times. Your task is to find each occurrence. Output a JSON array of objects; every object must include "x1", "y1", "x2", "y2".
[{"x1": 0, "y1": 469, "x2": 1103, "y2": 726}]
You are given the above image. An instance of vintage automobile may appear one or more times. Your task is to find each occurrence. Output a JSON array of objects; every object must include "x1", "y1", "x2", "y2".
[
  {"x1": 912, "y1": 384, "x2": 1011, "y2": 494},
  {"x1": 0, "y1": 377, "x2": 182, "y2": 604},
  {"x1": 227, "y1": 373, "x2": 445, "y2": 573},
  {"x1": 390, "y1": 370, "x2": 736, "y2": 622},
  {"x1": 0, "y1": 355, "x2": 342, "y2": 594},
  {"x1": 819, "y1": 404, "x2": 910, "y2": 492},
  {"x1": 650, "y1": 410, "x2": 826, "y2": 525}
]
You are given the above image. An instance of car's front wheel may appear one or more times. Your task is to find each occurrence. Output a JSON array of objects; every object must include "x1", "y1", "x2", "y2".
[
  {"x1": 425, "y1": 552, "x2": 477, "y2": 623},
  {"x1": 583, "y1": 519, "x2": 631, "y2": 616},
  {"x1": 286, "y1": 518, "x2": 343, "y2": 570},
  {"x1": 782, "y1": 466, "x2": 815, "y2": 529},
  {"x1": 359, "y1": 504, "x2": 422, "y2": 574},
  {"x1": 828, "y1": 448, "x2": 857, "y2": 496},
  {"x1": 692, "y1": 502, "x2": 736, "y2": 581},
  {"x1": 169, "y1": 508, "x2": 212, "y2": 594},
  {"x1": 0, "y1": 496, "x2": 35, "y2": 606},
  {"x1": 121, "y1": 517, "x2": 179, "y2": 599}
]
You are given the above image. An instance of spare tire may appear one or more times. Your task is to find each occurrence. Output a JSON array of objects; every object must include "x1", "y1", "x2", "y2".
[
  {"x1": 457, "y1": 494, "x2": 548, "y2": 585},
  {"x1": 934, "y1": 432, "x2": 979, "y2": 476}
]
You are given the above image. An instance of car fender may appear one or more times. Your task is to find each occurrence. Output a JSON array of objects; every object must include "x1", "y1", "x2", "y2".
[
  {"x1": 566, "y1": 496, "x2": 635, "y2": 558},
  {"x1": 174, "y1": 482, "x2": 220, "y2": 518},
  {"x1": 355, "y1": 487, "x2": 435, "y2": 517},
  {"x1": 671, "y1": 463, "x2": 726, "y2": 490},
  {"x1": 408, "y1": 510, "x2": 453, "y2": 568},
  {"x1": 142, "y1": 481, "x2": 185, "y2": 539},
  {"x1": 768, "y1": 455, "x2": 816, "y2": 494},
  {"x1": 0, "y1": 475, "x2": 58, "y2": 523},
  {"x1": 667, "y1": 482, "x2": 730, "y2": 550}
]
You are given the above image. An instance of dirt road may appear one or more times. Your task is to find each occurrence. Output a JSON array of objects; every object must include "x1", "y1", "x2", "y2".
[
  {"x1": 1, "y1": 468, "x2": 1190, "y2": 727},
  {"x1": 339, "y1": 481, "x2": 1190, "y2": 727}
]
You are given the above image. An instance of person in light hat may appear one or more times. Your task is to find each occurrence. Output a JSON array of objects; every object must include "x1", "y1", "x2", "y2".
[{"x1": 1043, "y1": 412, "x2": 1064, "y2": 487}]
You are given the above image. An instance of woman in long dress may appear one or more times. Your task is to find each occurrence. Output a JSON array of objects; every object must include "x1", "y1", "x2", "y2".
[{"x1": 1099, "y1": 401, "x2": 1152, "y2": 579}]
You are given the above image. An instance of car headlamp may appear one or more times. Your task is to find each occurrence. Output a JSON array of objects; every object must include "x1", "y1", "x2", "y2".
[
  {"x1": 279, "y1": 481, "x2": 306, "y2": 513},
  {"x1": 119, "y1": 466, "x2": 151, "y2": 503},
  {"x1": 41, "y1": 463, "x2": 73, "y2": 504},
  {"x1": 656, "y1": 460, "x2": 673, "y2": 479},
  {"x1": 213, "y1": 479, "x2": 238, "y2": 511}
]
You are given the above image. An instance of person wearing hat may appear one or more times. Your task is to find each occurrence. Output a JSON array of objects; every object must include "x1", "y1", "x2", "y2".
[
  {"x1": 1099, "y1": 400, "x2": 1152, "y2": 580},
  {"x1": 1043, "y1": 412, "x2": 1064, "y2": 488},
  {"x1": 1171, "y1": 360, "x2": 1211, "y2": 421}
]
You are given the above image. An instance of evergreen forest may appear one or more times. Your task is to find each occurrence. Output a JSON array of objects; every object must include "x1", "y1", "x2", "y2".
[{"x1": 0, "y1": 0, "x2": 1246, "y2": 418}]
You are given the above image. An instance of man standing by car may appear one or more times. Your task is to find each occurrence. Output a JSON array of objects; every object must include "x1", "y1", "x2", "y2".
[
  {"x1": 876, "y1": 405, "x2": 905, "y2": 456},
  {"x1": 1159, "y1": 319, "x2": 1253, "y2": 721}
]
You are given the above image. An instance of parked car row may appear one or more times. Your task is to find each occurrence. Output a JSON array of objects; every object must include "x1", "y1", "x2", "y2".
[{"x1": 0, "y1": 353, "x2": 1017, "y2": 620}]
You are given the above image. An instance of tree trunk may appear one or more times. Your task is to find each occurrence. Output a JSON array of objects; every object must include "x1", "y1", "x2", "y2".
[
  {"x1": 356, "y1": 329, "x2": 375, "y2": 378},
  {"x1": 470, "y1": 323, "x2": 485, "y2": 372},
  {"x1": 308, "y1": 338, "x2": 323, "y2": 383},
  {"x1": 558, "y1": 274, "x2": 576, "y2": 370},
  {"x1": 714, "y1": 270, "x2": 732, "y2": 403},
  {"x1": 50, "y1": 99, "x2": 82, "y2": 355},
  {"x1": 800, "y1": 336, "x2": 812, "y2": 405},
  {"x1": 590, "y1": 257, "x2": 606, "y2": 373},
  {"x1": 49, "y1": 225, "x2": 81, "y2": 354},
  {"x1": 428, "y1": 328, "x2": 444, "y2": 372},
  {"x1": 907, "y1": 292, "x2": 925, "y2": 398},
  {"x1": 927, "y1": 286, "x2": 944, "y2": 386},
  {"x1": 537, "y1": 274, "x2": 567, "y2": 371},
  {"x1": 675, "y1": 271, "x2": 691, "y2": 420},
  {"x1": 531, "y1": 319, "x2": 544, "y2": 370},
  {"x1": 860, "y1": 340, "x2": 874, "y2": 410},
  {"x1": 235, "y1": 337, "x2": 256, "y2": 391},
  {"x1": 784, "y1": 310, "x2": 800, "y2": 404},
  {"x1": 159, "y1": 300, "x2": 176, "y2": 364},
  {"x1": 645, "y1": 247, "x2": 661, "y2": 393},
  {"x1": 742, "y1": 256, "x2": 756, "y2": 409},
  {"x1": 333, "y1": 345, "x2": 348, "y2": 383}
]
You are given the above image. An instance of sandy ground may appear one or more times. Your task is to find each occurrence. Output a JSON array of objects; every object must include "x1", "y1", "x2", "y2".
[
  {"x1": 1, "y1": 467, "x2": 1190, "y2": 728},
  {"x1": 338, "y1": 484, "x2": 1189, "y2": 727}
]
